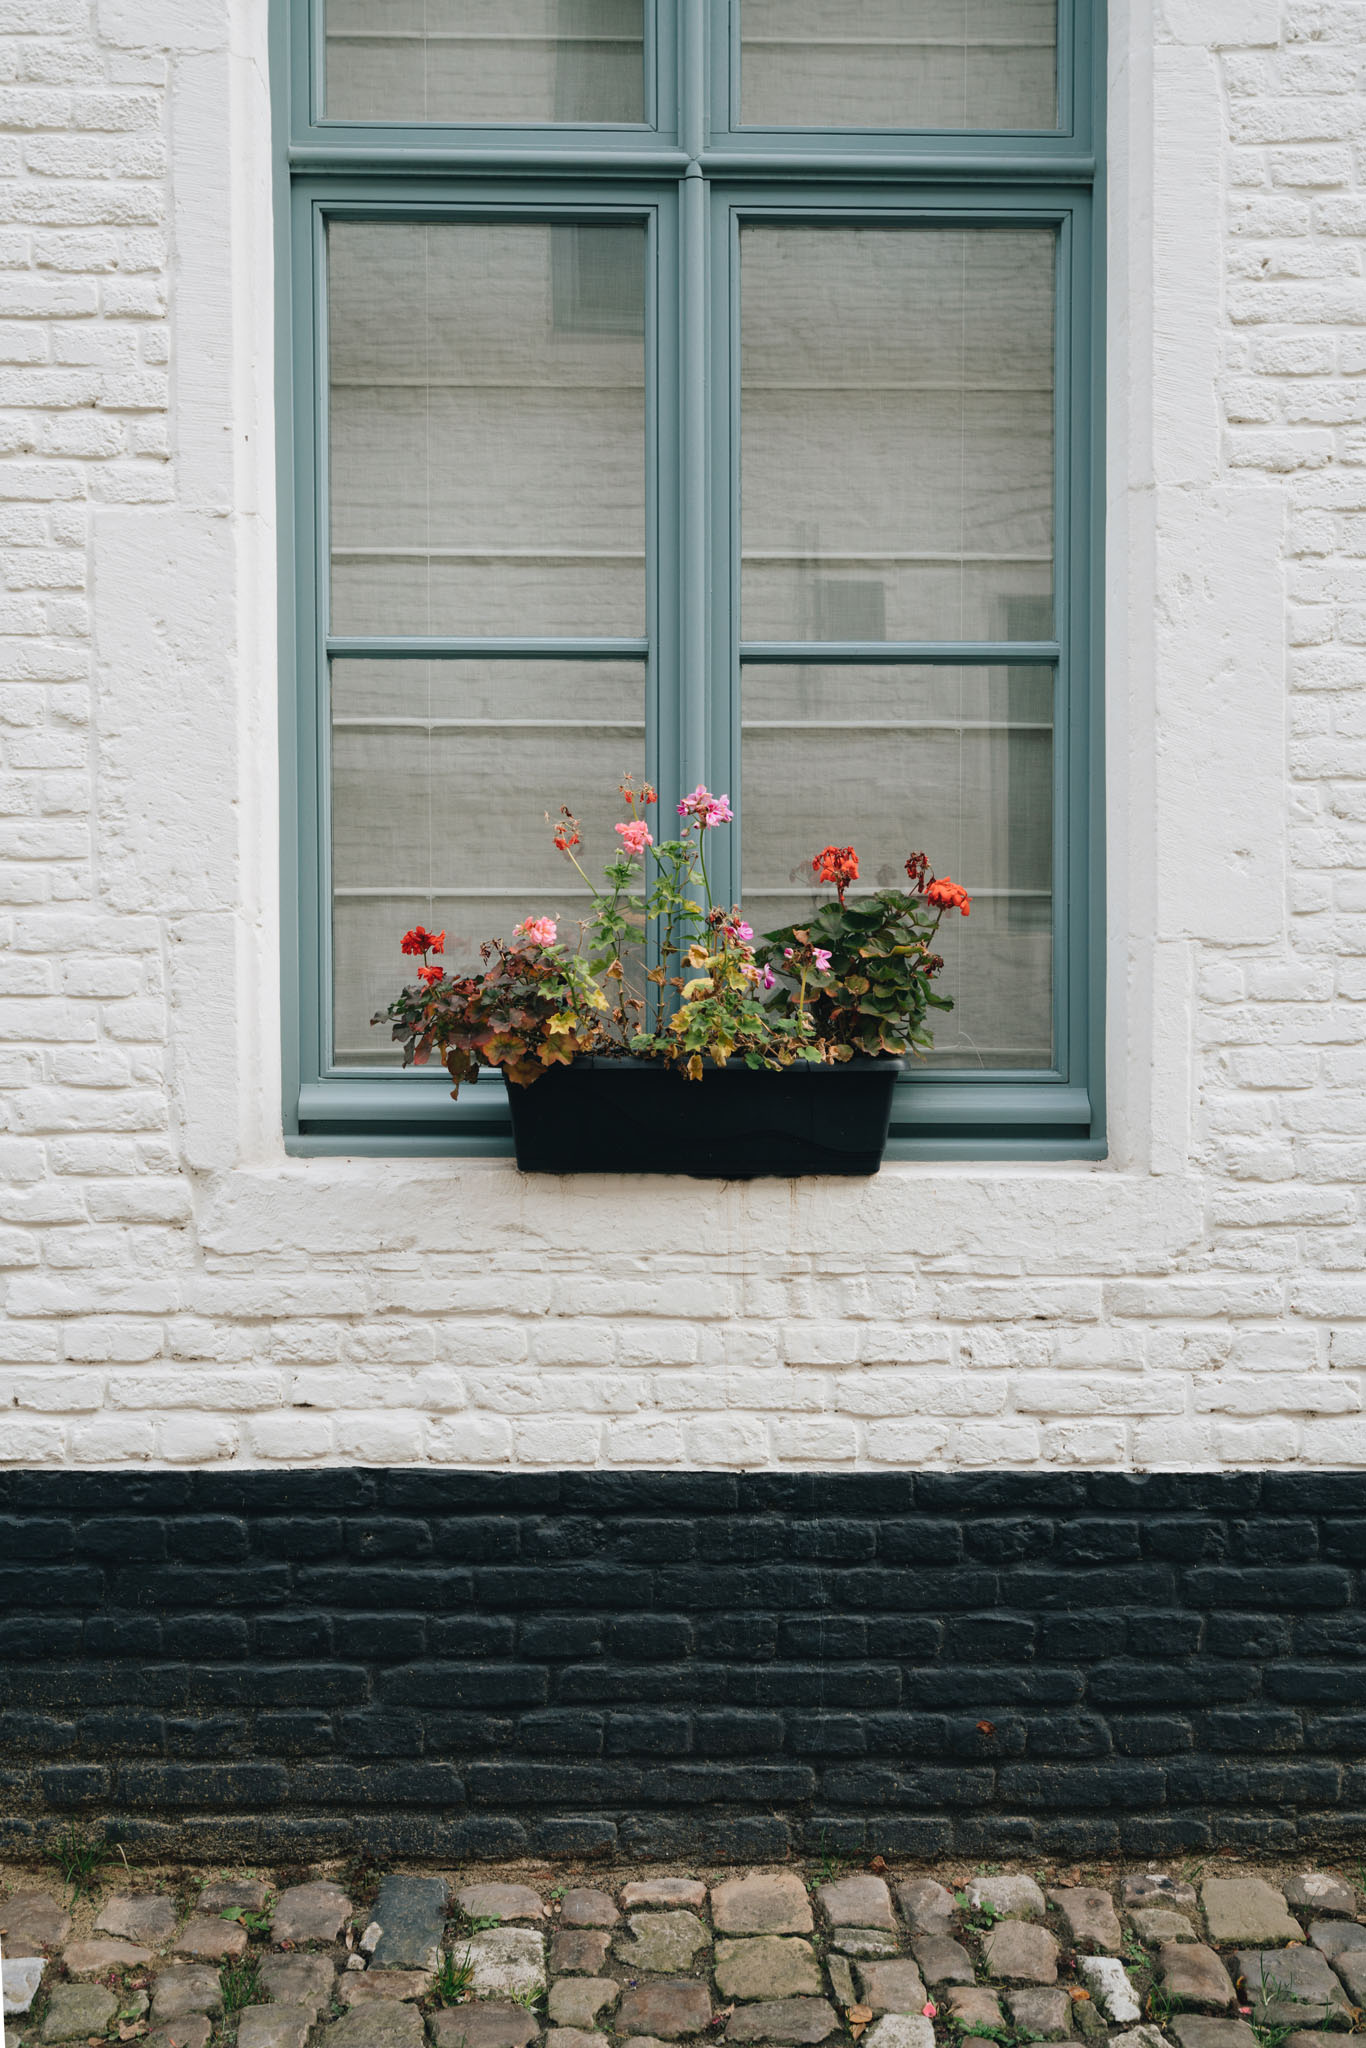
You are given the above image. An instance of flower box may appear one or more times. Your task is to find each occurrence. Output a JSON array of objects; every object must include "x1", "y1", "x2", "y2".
[{"x1": 503, "y1": 1054, "x2": 904, "y2": 1178}]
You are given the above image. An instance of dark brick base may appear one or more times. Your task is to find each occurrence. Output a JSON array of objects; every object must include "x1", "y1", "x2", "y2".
[{"x1": 1, "y1": 1469, "x2": 1364, "y2": 1861}]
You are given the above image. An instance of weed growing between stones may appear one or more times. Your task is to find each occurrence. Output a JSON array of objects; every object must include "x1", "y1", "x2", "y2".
[
  {"x1": 220, "y1": 1951, "x2": 263, "y2": 2014},
  {"x1": 49, "y1": 1824, "x2": 111, "y2": 1902},
  {"x1": 433, "y1": 1949, "x2": 475, "y2": 2006}
]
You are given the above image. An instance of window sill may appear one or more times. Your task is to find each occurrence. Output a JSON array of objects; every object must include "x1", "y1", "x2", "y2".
[{"x1": 290, "y1": 1072, "x2": 1102, "y2": 1161}]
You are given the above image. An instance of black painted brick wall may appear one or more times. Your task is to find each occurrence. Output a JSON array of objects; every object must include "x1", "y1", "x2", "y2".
[{"x1": 0, "y1": 1469, "x2": 1364, "y2": 1861}]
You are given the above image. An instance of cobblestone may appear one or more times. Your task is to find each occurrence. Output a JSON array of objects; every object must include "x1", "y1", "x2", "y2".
[{"x1": 5, "y1": 1856, "x2": 1363, "y2": 2048}]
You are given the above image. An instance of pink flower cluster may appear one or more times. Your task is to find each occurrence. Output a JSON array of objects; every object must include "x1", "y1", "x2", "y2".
[
  {"x1": 615, "y1": 818, "x2": 653, "y2": 856},
  {"x1": 514, "y1": 916, "x2": 558, "y2": 949},
  {"x1": 677, "y1": 784, "x2": 733, "y2": 829}
]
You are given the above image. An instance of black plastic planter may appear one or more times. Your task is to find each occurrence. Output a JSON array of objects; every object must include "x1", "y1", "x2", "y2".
[{"x1": 505, "y1": 1054, "x2": 904, "y2": 1177}]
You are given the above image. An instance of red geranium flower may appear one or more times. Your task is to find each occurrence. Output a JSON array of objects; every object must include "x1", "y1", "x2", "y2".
[
  {"x1": 401, "y1": 926, "x2": 445, "y2": 956},
  {"x1": 417, "y1": 963, "x2": 444, "y2": 986},
  {"x1": 925, "y1": 877, "x2": 971, "y2": 916},
  {"x1": 813, "y1": 844, "x2": 859, "y2": 904}
]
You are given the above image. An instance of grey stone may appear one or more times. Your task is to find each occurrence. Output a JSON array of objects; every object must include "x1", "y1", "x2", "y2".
[
  {"x1": 819, "y1": 1878, "x2": 896, "y2": 1936},
  {"x1": 616, "y1": 1980, "x2": 713, "y2": 2039},
  {"x1": 726, "y1": 1999, "x2": 841, "y2": 2043},
  {"x1": 1232, "y1": 1945, "x2": 1354, "y2": 2025},
  {"x1": 370, "y1": 1875, "x2": 449, "y2": 1972},
  {"x1": 259, "y1": 1954, "x2": 336, "y2": 2016},
  {"x1": 144, "y1": 2020, "x2": 212, "y2": 2048},
  {"x1": 968, "y1": 1876, "x2": 1047, "y2": 1923},
  {"x1": 64, "y1": 1939, "x2": 155, "y2": 1975},
  {"x1": 983, "y1": 1921, "x2": 1059, "y2": 1985},
  {"x1": 621, "y1": 1881, "x2": 707, "y2": 1912},
  {"x1": 1170, "y1": 2020, "x2": 1259, "y2": 2048},
  {"x1": 273, "y1": 1882, "x2": 352, "y2": 1946},
  {"x1": 315, "y1": 2004, "x2": 427, "y2": 2048},
  {"x1": 466, "y1": 1927, "x2": 546, "y2": 2001},
  {"x1": 2, "y1": 1956, "x2": 44, "y2": 2018},
  {"x1": 897, "y1": 1881, "x2": 956, "y2": 1939},
  {"x1": 1286, "y1": 2037, "x2": 1348, "y2": 2048},
  {"x1": 830, "y1": 1931, "x2": 899, "y2": 1959},
  {"x1": 236, "y1": 2005, "x2": 312, "y2": 2048},
  {"x1": 945, "y1": 1989, "x2": 1003, "y2": 2030},
  {"x1": 615, "y1": 1911, "x2": 710, "y2": 1974},
  {"x1": 549, "y1": 1979, "x2": 618, "y2": 2028},
  {"x1": 429, "y1": 2003, "x2": 539, "y2": 2048},
  {"x1": 828, "y1": 1955, "x2": 857, "y2": 2008},
  {"x1": 962, "y1": 2037, "x2": 997, "y2": 2048},
  {"x1": 912, "y1": 1937, "x2": 973, "y2": 1986},
  {"x1": 1110, "y1": 2030, "x2": 1172, "y2": 2048},
  {"x1": 174, "y1": 1915, "x2": 247, "y2": 1962},
  {"x1": 95, "y1": 1895, "x2": 179, "y2": 1947},
  {"x1": 1122, "y1": 1878, "x2": 1197, "y2": 1912},
  {"x1": 716, "y1": 1936, "x2": 822, "y2": 2002},
  {"x1": 1157, "y1": 1944, "x2": 1236, "y2": 2013},
  {"x1": 558, "y1": 1891, "x2": 619, "y2": 1929},
  {"x1": 712, "y1": 1873, "x2": 814, "y2": 1937},
  {"x1": 1, "y1": 1893, "x2": 70, "y2": 1952},
  {"x1": 457, "y1": 1885, "x2": 545, "y2": 1926},
  {"x1": 544, "y1": 2031, "x2": 608, "y2": 2048},
  {"x1": 1131, "y1": 1911, "x2": 1197, "y2": 1945},
  {"x1": 1310, "y1": 1920, "x2": 1366, "y2": 1961},
  {"x1": 1050, "y1": 1889, "x2": 1124, "y2": 1955},
  {"x1": 1284, "y1": 1875, "x2": 1356, "y2": 1917},
  {"x1": 1200, "y1": 1882, "x2": 1299, "y2": 1948},
  {"x1": 149, "y1": 1966, "x2": 222, "y2": 2022},
  {"x1": 853, "y1": 1960, "x2": 929, "y2": 2014},
  {"x1": 1005, "y1": 1989, "x2": 1073, "y2": 2039},
  {"x1": 862, "y1": 2017, "x2": 935, "y2": 2048},
  {"x1": 340, "y1": 1972, "x2": 432, "y2": 2004},
  {"x1": 1334, "y1": 1951, "x2": 1366, "y2": 2004},
  {"x1": 1079, "y1": 1957, "x2": 1140, "y2": 2023},
  {"x1": 39, "y1": 1984, "x2": 118, "y2": 2043},
  {"x1": 200, "y1": 1880, "x2": 270, "y2": 1916}
]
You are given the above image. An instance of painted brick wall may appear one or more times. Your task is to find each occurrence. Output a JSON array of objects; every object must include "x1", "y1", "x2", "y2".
[
  {"x1": 2, "y1": 1470, "x2": 1364, "y2": 1860},
  {"x1": 0, "y1": 1, "x2": 1364, "y2": 1474}
]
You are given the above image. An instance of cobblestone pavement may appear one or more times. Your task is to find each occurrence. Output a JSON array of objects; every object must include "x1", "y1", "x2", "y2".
[{"x1": 2, "y1": 1858, "x2": 1364, "y2": 2048}]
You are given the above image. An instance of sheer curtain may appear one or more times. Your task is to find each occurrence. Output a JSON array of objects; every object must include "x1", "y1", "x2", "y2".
[
  {"x1": 326, "y1": 221, "x2": 646, "y2": 1065},
  {"x1": 739, "y1": 225, "x2": 1056, "y2": 1069}
]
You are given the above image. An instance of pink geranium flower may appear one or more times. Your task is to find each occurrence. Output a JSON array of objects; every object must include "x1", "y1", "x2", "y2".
[
  {"x1": 514, "y1": 916, "x2": 558, "y2": 948},
  {"x1": 760, "y1": 964, "x2": 776, "y2": 990},
  {"x1": 677, "y1": 785, "x2": 734, "y2": 829},
  {"x1": 813, "y1": 948, "x2": 832, "y2": 971},
  {"x1": 615, "y1": 819, "x2": 653, "y2": 856}
]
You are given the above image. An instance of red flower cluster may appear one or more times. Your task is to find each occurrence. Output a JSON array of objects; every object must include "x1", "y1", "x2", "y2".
[
  {"x1": 401, "y1": 926, "x2": 444, "y2": 957},
  {"x1": 925, "y1": 876, "x2": 971, "y2": 916},
  {"x1": 551, "y1": 805, "x2": 581, "y2": 852},
  {"x1": 417, "y1": 963, "x2": 444, "y2": 986},
  {"x1": 813, "y1": 844, "x2": 860, "y2": 903},
  {"x1": 619, "y1": 777, "x2": 658, "y2": 807}
]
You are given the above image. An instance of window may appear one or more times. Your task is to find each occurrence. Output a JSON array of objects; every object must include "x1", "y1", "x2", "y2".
[{"x1": 279, "y1": 0, "x2": 1103, "y2": 1157}]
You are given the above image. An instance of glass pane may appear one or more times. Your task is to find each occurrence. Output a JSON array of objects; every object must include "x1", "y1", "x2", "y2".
[
  {"x1": 325, "y1": 0, "x2": 646, "y2": 125},
  {"x1": 331, "y1": 658, "x2": 645, "y2": 1065},
  {"x1": 329, "y1": 222, "x2": 646, "y2": 638},
  {"x1": 740, "y1": 0, "x2": 1057, "y2": 130},
  {"x1": 741, "y1": 226, "x2": 1055, "y2": 643},
  {"x1": 741, "y1": 663, "x2": 1053, "y2": 1069}
]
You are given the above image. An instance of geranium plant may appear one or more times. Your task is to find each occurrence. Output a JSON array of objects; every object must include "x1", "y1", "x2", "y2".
[{"x1": 373, "y1": 784, "x2": 970, "y2": 1094}]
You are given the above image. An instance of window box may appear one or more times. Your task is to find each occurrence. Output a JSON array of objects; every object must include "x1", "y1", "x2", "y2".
[{"x1": 503, "y1": 1053, "x2": 903, "y2": 1177}]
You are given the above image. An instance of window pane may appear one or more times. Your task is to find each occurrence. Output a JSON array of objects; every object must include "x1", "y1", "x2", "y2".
[
  {"x1": 325, "y1": 0, "x2": 645, "y2": 125},
  {"x1": 741, "y1": 226, "x2": 1055, "y2": 643},
  {"x1": 328, "y1": 222, "x2": 646, "y2": 638},
  {"x1": 741, "y1": 663, "x2": 1053, "y2": 1069},
  {"x1": 740, "y1": 0, "x2": 1057, "y2": 130},
  {"x1": 330, "y1": 658, "x2": 645, "y2": 1065}
]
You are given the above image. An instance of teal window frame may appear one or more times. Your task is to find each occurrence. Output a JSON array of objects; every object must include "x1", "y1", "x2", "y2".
[{"x1": 276, "y1": 0, "x2": 1105, "y2": 1160}]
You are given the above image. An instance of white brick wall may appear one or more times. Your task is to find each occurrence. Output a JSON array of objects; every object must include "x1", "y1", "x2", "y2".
[{"x1": 1, "y1": 0, "x2": 1366, "y2": 1472}]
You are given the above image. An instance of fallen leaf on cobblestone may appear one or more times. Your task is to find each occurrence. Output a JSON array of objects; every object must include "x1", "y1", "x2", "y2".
[
  {"x1": 1070, "y1": 1990, "x2": 1090, "y2": 2001},
  {"x1": 848, "y1": 2003, "x2": 874, "y2": 2038},
  {"x1": 118, "y1": 2021, "x2": 146, "y2": 2039},
  {"x1": 869, "y1": 1860, "x2": 887, "y2": 1875}
]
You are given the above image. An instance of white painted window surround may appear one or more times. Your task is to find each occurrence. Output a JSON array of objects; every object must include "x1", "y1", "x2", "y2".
[{"x1": 0, "y1": 0, "x2": 1361, "y2": 1471}]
